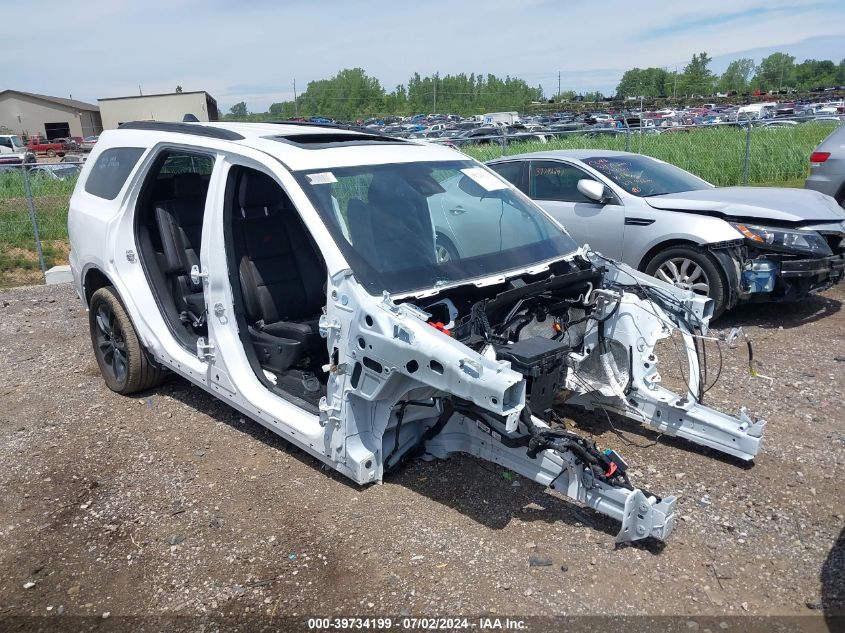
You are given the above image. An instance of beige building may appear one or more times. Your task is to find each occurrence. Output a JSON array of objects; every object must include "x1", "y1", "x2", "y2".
[
  {"x1": 98, "y1": 91, "x2": 219, "y2": 130},
  {"x1": 0, "y1": 90, "x2": 102, "y2": 139}
]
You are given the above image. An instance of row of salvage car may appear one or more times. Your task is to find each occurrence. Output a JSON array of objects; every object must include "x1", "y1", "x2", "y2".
[{"x1": 67, "y1": 121, "x2": 845, "y2": 544}]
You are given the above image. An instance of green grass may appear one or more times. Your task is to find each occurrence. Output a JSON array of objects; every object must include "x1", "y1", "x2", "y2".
[
  {"x1": 463, "y1": 121, "x2": 839, "y2": 187},
  {"x1": 0, "y1": 170, "x2": 75, "y2": 281}
]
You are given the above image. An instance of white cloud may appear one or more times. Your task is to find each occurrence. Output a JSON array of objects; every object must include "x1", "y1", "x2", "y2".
[{"x1": 2, "y1": 0, "x2": 843, "y2": 110}]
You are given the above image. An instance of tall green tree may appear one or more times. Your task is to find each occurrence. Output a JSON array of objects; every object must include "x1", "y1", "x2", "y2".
[
  {"x1": 295, "y1": 68, "x2": 386, "y2": 120},
  {"x1": 269, "y1": 101, "x2": 296, "y2": 118},
  {"x1": 719, "y1": 58, "x2": 755, "y2": 93},
  {"x1": 616, "y1": 67, "x2": 670, "y2": 98},
  {"x1": 405, "y1": 72, "x2": 540, "y2": 115},
  {"x1": 678, "y1": 52, "x2": 715, "y2": 97},
  {"x1": 228, "y1": 101, "x2": 248, "y2": 117},
  {"x1": 794, "y1": 59, "x2": 837, "y2": 89},
  {"x1": 754, "y1": 52, "x2": 796, "y2": 90}
]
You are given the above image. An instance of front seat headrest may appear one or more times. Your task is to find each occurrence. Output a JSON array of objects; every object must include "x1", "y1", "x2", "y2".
[{"x1": 239, "y1": 171, "x2": 287, "y2": 218}]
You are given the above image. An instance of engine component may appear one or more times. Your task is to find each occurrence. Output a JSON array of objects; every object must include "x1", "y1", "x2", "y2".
[{"x1": 495, "y1": 336, "x2": 569, "y2": 414}]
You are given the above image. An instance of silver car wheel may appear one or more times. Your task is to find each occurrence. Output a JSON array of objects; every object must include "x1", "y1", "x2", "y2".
[
  {"x1": 435, "y1": 244, "x2": 453, "y2": 263},
  {"x1": 655, "y1": 258, "x2": 710, "y2": 296}
]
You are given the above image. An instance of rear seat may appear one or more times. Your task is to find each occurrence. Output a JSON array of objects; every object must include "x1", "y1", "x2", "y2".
[{"x1": 154, "y1": 173, "x2": 209, "y2": 325}]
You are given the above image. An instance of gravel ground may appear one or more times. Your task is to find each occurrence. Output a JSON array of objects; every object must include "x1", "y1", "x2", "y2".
[{"x1": 0, "y1": 282, "x2": 842, "y2": 626}]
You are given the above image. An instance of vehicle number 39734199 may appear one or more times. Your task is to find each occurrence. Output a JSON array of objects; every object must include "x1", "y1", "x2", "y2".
[{"x1": 307, "y1": 617, "x2": 527, "y2": 630}]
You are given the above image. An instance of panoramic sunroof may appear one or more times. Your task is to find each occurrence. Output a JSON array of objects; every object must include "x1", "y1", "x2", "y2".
[{"x1": 267, "y1": 133, "x2": 407, "y2": 148}]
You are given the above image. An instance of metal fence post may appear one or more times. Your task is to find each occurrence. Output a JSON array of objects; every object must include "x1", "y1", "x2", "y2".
[
  {"x1": 624, "y1": 122, "x2": 632, "y2": 153},
  {"x1": 741, "y1": 122, "x2": 752, "y2": 185},
  {"x1": 501, "y1": 130, "x2": 508, "y2": 156},
  {"x1": 21, "y1": 166, "x2": 47, "y2": 277}
]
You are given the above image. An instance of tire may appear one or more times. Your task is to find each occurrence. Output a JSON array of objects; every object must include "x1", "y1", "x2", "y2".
[
  {"x1": 46, "y1": 149, "x2": 56, "y2": 158},
  {"x1": 89, "y1": 286, "x2": 165, "y2": 394},
  {"x1": 435, "y1": 235, "x2": 460, "y2": 263},
  {"x1": 644, "y1": 245, "x2": 727, "y2": 318}
]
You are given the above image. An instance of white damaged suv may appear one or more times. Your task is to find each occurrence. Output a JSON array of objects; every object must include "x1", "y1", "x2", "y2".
[{"x1": 68, "y1": 121, "x2": 767, "y2": 543}]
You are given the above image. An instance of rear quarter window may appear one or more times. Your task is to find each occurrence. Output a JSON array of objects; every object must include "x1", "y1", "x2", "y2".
[{"x1": 84, "y1": 147, "x2": 146, "y2": 200}]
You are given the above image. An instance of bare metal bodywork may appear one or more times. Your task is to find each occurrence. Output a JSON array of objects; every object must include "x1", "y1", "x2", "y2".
[
  {"x1": 68, "y1": 122, "x2": 767, "y2": 545},
  {"x1": 316, "y1": 248, "x2": 762, "y2": 543}
]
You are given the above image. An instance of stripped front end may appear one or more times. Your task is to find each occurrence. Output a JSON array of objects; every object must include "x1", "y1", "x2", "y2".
[{"x1": 318, "y1": 246, "x2": 767, "y2": 544}]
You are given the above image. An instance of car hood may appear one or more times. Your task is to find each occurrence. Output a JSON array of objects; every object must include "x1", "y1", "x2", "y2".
[{"x1": 644, "y1": 187, "x2": 845, "y2": 225}]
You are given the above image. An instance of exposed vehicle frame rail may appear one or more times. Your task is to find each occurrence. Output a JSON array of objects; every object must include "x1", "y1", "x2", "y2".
[
  {"x1": 424, "y1": 409, "x2": 676, "y2": 543},
  {"x1": 566, "y1": 258, "x2": 766, "y2": 461}
]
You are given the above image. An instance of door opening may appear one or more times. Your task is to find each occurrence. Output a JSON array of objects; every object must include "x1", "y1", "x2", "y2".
[
  {"x1": 44, "y1": 122, "x2": 71, "y2": 140},
  {"x1": 224, "y1": 166, "x2": 329, "y2": 407},
  {"x1": 134, "y1": 150, "x2": 215, "y2": 350}
]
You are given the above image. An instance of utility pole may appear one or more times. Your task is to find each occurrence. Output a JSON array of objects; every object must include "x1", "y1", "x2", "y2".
[
  {"x1": 558, "y1": 71, "x2": 561, "y2": 101},
  {"x1": 673, "y1": 66, "x2": 677, "y2": 99},
  {"x1": 138, "y1": 85, "x2": 143, "y2": 96},
  {"x1": 293, "y1": 78, "x2": 298, "y2": 117},
  {"x1": 433, "y1": 72, "x2": 437, "y2": 115}
]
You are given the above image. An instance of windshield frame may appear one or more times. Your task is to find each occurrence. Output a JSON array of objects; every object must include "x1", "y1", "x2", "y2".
[
  {"x1": 584, "y1": 154, "x2": 713, "y2": 197},
  {"x1": 293, "y1": 159, "x2": 579, "y2": 296}
]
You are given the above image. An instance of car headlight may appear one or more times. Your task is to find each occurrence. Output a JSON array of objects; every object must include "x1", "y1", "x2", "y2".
[{"x1": 730, "y1": 222, "x2": 832, "y2": 257}]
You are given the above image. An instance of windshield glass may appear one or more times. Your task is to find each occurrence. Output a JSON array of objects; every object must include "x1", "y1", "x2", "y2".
[
  {"x1": 583, "y1": 155, "x2": 712, "y2": 197},
  {"x1": 295, "y1": 160, "x2": 577, "y2": 295},
  {"x1": 0, "y1": 136, "x2": 23, "y2": 150}
]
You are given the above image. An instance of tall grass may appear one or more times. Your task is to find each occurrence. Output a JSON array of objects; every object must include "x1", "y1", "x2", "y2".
[
  {"x1": 463, "y1": 121, "x2": 840, "y2": 187},
  {"x1": 0, "y1": 170, "x2": 76, "y2": 274}
]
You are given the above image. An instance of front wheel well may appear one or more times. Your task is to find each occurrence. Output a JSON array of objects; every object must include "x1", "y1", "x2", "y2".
[
  {"x1": 435, "y1": 232, "x2": 460, "y2": 256},
  {"x1": 637, "y1": 239, "x2": 700, "y2": 271},
  {"x1": 83, "y1": 267, "x2": 112, "y2": 306}
]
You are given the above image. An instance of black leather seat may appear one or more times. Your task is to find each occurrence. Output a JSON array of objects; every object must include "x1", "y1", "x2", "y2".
[
  {"x1": 154, "y1": 173, "x2": 209, "y2": 325},
  {"x1": 235, "y1": 171, "x2": 325, "y2": 372},
  {"x1": 347, "y1": 172, "x2": 437, "y2": 272}
]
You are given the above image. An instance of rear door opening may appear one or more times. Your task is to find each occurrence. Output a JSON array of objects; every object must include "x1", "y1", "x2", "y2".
[{"x1": 134, "y1": 149, "x2": 216, "y2": 351}]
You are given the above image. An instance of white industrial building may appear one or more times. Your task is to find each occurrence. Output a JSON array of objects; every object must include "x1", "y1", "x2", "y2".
[
  {"x1": 0, "y1": 90, "x2": 102, "y2": 139},
  {"x1": 98, "y1": 91, "x2": 219, "y2": 130}
]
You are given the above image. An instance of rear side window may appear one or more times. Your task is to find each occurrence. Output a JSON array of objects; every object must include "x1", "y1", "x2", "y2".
[
  {"x1": 489, "y1": 161, "x2": 526, "y2": 193},
  {"x1": 158, "y1": 153, "x2": 215, "y2": 175},
  {"x1": 84, "y1": 147, "x2": 145, "y2": 199}
]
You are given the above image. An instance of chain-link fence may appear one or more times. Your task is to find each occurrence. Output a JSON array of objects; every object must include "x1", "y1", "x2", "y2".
[
  {"x1": 0, "y1": 118, "x2": 841, "y2": 287},
  {"x1": 447, "y1": 118, "x2": 841, "y2": 188},
  {"x1": 0, "y1": 160, "x2": 81, "y2": 287}
]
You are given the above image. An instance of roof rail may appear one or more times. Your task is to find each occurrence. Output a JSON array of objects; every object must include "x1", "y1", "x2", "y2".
[{"x1": 118, "y1": 121, "x2": 244, "y2": 140}]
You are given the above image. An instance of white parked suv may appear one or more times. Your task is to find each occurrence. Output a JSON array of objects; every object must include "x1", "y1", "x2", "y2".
[{"x1": 68, "y1": 121, "x2": 767, "y2": 543}]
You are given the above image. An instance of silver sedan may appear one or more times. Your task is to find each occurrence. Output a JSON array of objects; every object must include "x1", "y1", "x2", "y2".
[{"x1": 488, "y1": 150, "x2": 845, "y2": 316}]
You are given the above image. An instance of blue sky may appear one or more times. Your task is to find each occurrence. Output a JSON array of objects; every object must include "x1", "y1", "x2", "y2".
[{"x1": 3, "y1": 0, "x2": 845, "y2": 112}]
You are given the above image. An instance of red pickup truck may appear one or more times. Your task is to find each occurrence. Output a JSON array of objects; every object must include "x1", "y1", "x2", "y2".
[{"x1": 26, "y1": 136, "x2": 66, "y2": 157}]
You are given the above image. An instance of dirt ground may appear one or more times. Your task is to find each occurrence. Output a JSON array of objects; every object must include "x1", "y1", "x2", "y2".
[{"x1": 0, "y1": 282, "x2": 842, "y2": 627}]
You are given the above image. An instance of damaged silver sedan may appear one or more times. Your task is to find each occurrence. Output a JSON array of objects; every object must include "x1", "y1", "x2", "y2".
[
  {"x1": 69, "y1": 121, "x2": 766, "y2": 545},
  {"x1": 488, "y1": 150, "x2": 845, "y2": 317}
]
